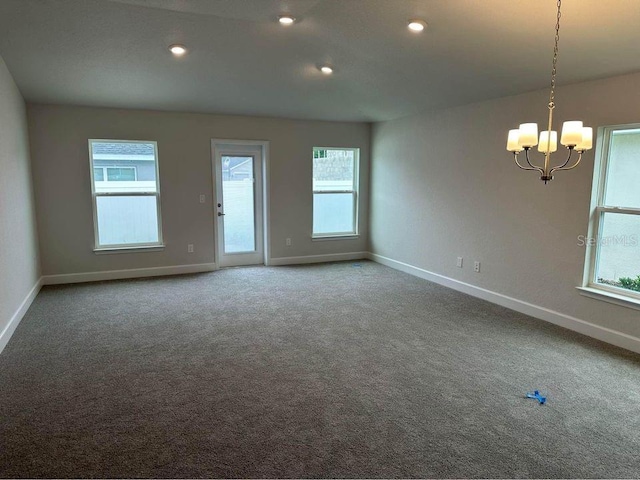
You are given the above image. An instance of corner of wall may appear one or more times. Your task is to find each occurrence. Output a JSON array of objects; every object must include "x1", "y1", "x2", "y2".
[{"x1": 0, "y1": 55, "x2": 42, "y2": 354}]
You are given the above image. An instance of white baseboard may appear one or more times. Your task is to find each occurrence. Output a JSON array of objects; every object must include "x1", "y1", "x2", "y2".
[
  {"x1": 270, "y1": 252, "x2": 367, "y2": 266},
  {"x1": 8, "y1": 254, "x2": 638, "y2": 356},
  {"x1": 42, "y1": 262, "x2": 218, "y2": 285},
  {"x1": 367, "y1": 252, "x2": 640, "y2": 355},
  {"x1": 0, "y1": 277, "x2": 43, "y2": 354}
]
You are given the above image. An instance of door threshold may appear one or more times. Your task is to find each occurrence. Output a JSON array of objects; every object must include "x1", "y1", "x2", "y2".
[{"x1": 218, "y1": 264, "x2": 266, "y2": 270}]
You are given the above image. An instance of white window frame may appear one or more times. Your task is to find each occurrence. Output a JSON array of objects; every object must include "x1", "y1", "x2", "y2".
[
  {"x1": 579, "y1": 123, "x2": 640, "y2": 309},
  {"x1": 88, "y1": 139, "x2": 164, "y2": 252},
  {"x1": 312, "y1": 147, "x2": 360, "y2": 239}
]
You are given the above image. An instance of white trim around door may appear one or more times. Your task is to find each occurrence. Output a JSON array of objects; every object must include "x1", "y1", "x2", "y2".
[{"x1": 211, "y1": 139, "x2": 270, "y2": 267}]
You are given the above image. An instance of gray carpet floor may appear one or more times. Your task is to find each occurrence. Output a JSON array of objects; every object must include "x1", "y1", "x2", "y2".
[{"x1": 1, "y1": 260, "x2": 639, "y2": 478}]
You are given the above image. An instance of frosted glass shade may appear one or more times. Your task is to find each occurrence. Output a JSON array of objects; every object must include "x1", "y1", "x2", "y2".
[
  {"x1": 561, "y1": 121, "x2": 583, "y2": 146},
  {"x1": 518, "y1": 123, "x2": 538, "y2": 147},
  {"x1": 506, "y1": 129, "x2": 522, "y2": 152},
  {"x1": 577, "y1": 127, "x2": 593, "y2": 150},
  {"x1": 537, "y1": 130, "x2": 558, "y2": 153}
]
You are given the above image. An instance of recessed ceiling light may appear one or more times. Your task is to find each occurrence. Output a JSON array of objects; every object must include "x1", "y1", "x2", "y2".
[
  {"x1": 278, "y1": 15, "x2": 296, "y2": 25},
  {"x1": 169, "y1": 44, "x2": 187, "y2": 56},
  {"x1": 320, "y1": 65, "x2": 334, "y2": 75},
  {"x1": 408, "y1": 19, "x2": 427, "y2": 32}
]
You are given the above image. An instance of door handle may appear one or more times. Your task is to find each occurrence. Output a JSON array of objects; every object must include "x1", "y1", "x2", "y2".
[{"x1": 217, "y1": 212, "x2": 225, "y2": 216}]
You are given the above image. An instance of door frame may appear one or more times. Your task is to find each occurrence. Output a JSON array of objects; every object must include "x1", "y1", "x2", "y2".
[{"x1": 211, "y1": 139, "x2": 270, "y2": 267}]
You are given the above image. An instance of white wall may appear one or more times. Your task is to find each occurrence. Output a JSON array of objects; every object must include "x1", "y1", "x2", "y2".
[
  {"x1": 370, "y1": 71, "x2": 640, "y2": 341},
  {"x1": 0, "y1": 55, "x2": 40, "y2": 349},
  {"x1": 27, "y1": 105, "x2": 370, "y2": 276}
]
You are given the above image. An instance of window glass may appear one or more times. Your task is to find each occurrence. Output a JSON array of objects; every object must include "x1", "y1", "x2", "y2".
[
  {"x1": 595, "y1": 212, "x2": 640, "y2": 287},
  {"x1": 89, "y1": 140, "x2": 162, "y2": 248},
  {"x1": 313, "y1": 193, "x2": 355, "y2": 234},
  {"x1": 107, "y1": 167, "x2": 136, "y2": 182},
  {"x1": 96, "y1": 196, "x2": 159, "y2": 245},
  {"x1": 312, "y1": 149, "x2": 355, "y2": 191},
  {"x1": 603, "y1": 129, "x2": 640, "y2": 209},
  {"x1": 312, "y1": 148, "x2": 359, "y2": 236}
]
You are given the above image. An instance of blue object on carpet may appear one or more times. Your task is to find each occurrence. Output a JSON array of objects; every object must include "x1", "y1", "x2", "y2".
[{"x1": 526, "y1": 390, "x2": 546, "y2": 405}]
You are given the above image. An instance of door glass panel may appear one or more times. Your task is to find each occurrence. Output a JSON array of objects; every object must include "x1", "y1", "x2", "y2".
[{"x1": 222, "y1": 156, "x2": 255, "y2": 253}]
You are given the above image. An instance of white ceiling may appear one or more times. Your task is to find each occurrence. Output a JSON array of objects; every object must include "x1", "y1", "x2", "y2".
[{"x1": 0, "y1": 0, "x2": 639, "y2": 122}]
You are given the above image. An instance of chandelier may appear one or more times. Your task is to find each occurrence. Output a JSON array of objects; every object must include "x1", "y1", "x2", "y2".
[{"x1": 506, "y1": 0, "x2": 592, "y2": 184}]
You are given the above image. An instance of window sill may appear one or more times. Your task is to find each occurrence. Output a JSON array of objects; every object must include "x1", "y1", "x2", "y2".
[
  {"x1": 94, "y1": 245, "x2": 165, "y2": 255},
  {"x1": 576, "y1": 286, "x2": 640, "y2": 312},
  {"x1": 312, "y1": 234, "x2": 360, "y2": 242}
]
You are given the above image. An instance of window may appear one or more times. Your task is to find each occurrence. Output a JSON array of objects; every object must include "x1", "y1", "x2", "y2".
[
  {"x1": 92, "y1": 166, "x2": 138, "y2": 182},
  {"x1": 312, "y1": 147, "x2": 359, "y2": 237},
  {"x1": 106, "y1": 167, "x2": 137, "y2": 181},
  {"x1": 583, "y1": 124, "x2": 640, "y2": 304},
  {"x1": 89, "y1": 140, "x2": 163, "y2": 250},
  {"x1": 93, "y1": 167, "x2": 104, "y2": 181}
]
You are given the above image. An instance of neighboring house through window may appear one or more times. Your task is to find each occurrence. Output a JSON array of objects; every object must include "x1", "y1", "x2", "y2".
[
  {"x1": 222, "y1": 156, "x2": 253, "y2": 181},
  {"x1": 89, "y1": 140, "x2": 163, "y2": 249},
  {"x1": 93, "y1": 166, "x2": 137, "y2": 182},
  {"x1": 312, "y1": 147, "x2": 359, "y2": 237},
  {"x1": 582, "y1": 124, "x2": 640, "y2": 306}
]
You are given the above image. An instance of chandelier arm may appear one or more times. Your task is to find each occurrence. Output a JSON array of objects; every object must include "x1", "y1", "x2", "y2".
[
  {"x1": 547, "y1": 146, "x2": 575, "y2": 173},
  {"x1": 550, "y1": 151, "x2": 583, "y2": 174},
  {"x1": 514, "y1": 153, "x2": 541, "y2": 171},
  {"x1": 524, "y1": 149, "x2": 545, "y2": 174}
]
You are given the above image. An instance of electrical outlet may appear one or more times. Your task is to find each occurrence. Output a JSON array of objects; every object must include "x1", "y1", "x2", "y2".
[
  {"x1": 188, "y1": 244, "x2": 194, "y2": 253},
  {"x1": 474, "y1": 261, "x2": 481, "y2": 273},
  {"x1": 286, "y1": 238, "x2": 292, "y2": 246},
  {"x1": 199, "y1": 194, "x2": 205, "y2": 204},
  {"x1": 456, "y1": 256, "x2": 463, "y2": 268}
]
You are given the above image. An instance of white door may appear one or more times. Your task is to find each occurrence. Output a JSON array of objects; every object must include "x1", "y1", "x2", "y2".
[{"x1": 214, "y1": 143, "x2": 264, "y2": 267}]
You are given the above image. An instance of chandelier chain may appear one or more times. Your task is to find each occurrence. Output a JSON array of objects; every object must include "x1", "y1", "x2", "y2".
[{"x1": 548, "y1": 0, "x2": 562, "y2": 109}]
